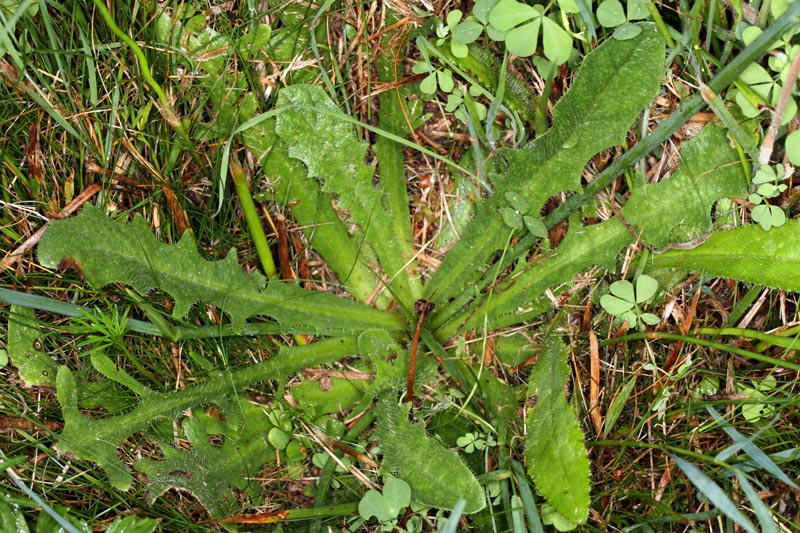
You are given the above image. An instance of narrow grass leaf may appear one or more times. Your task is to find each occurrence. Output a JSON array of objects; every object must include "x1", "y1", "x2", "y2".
[
  {"x1": 671, "y1": 455, "x2": 757, "y2": 533},
  {"x1": 603, "y1": 375, "x2": 637, "y2": 438},
  {"x1": 439, "y1": 500, "x2": 466, "y2": 533},
  {"x1": 733, "y1": 470, "x2": 780, "y2": 533},
  {"x1": 707, "y1": 407, "x2": 798, "y2": 490},
  {"x1": 510, "y1": 459, "x2": 544, "y2": 533},
  {"x1": 510, "y1": 495, "x2": 526, "y2": 533}
]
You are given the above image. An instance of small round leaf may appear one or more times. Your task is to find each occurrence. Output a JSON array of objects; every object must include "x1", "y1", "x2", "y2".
[
  {"x1": 600, "y1": 294, "x2": 634, "y2": 316},
  {"x1": 505, "y1": 20, "x2": 540, "y2": 57},
  {"x1": 489, "y1": 0, "x2": 538, "y2": 31},
  {"x1": 613, "y1": 22, "x2": 643, "y2": 40},
  {"x1": 504, "y1": 191, "x2": 530, "y2": 213},
  {"x1": 523, "y1": 216, "x2": 548, "y2": 238},
  {"x1": 473, "y1": 0, "x2": 498, "y2": 24},
  {"x1": 501, "y1": 207, "x2": 524, "y2": 230},
  {"x1": 420, "y1": 73, "x2": 437, "y2": 94},
  {"x1": 450, "y1": 40, "x2": 469, "y2": 58},
  {"x1": 446, "y1": 9, "x2": 463, "y2": 29},
  {"x1": 438, "y1": 70, "x2": 455, "y2": 93},
  {"x1": 609, "y1": 279, "x2": 635, "y2": 303},
  {"x1": 640, "y1": 313, "x2": 661, "y2": 326},
  {"x1": 596, "y1": 0, "x2": 626, "y2": 27},
  {"x1": 452, "y1": 19, "x2": 484, "y2": 44},
  {"x1": 634, "y1": 275, "x2": 658, "y2": 303},
  {"x1": 542, "y1": 17, "x2": 573, "y2": 64},
  {"x1": 785, "y1": 130, "x2": 800, "y2": 166},
  {"x1": 627, "y1": 0, "x2": 650, "y2": 20}
]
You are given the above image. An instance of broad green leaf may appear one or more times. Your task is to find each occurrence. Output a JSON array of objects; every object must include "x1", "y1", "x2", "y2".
[
  {"x1": 38, "y1": 205, "x2": 405, "y2": 335},
  {"x1": 498, "y1": 23, "x2": 664, "y2": 218},
  {"x1": 647, "y1": 220, "x2": 800, "y2": 292},
  {"x1": 7, "y1": 305, "x2": 57, "y2": 386},
  {"x1": 526, "y1": 334, "x2": 590, "y2": 523},
  {"x1": 375, "y1": 399, "x2": 485, "y2": 513}
]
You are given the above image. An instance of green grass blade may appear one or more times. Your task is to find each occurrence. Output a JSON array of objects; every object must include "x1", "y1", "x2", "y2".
[
  {"x1": 733, "y1": 470, "x2": 780, "y2": 533},
  {"x1": 707, "y1": 407, "x2": 799, "y2": 490},
  {"x1": 671, "y1": 455, "x2": 757, "y2": 533}
]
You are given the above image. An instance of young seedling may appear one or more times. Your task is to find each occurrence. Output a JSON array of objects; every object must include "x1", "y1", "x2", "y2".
[
  {"x1": 749, "y1": 164, "x2": 788, "y2": 230},
  {"x1": 600, "y1": 274, "x2": 660, "y2": 331},
  {"x1": 596, "y1": 0, "x2": 651, "y2": 40},
  {"x1": 358, "y1": 476, "x2": 412, "y2": 531}
]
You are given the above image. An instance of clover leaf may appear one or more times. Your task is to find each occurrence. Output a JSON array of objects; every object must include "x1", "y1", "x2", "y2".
[
  {"x1": 600, "y1": 275, "x2": 660, "y2": 330},
  {"x1": 596, "y1": 0, "x2": 650, "y2": 40},
  {"x1": 358, "y1": 476, "x2": 412, "y2": 526},
  {"x1": 487, "y1": 0, "x2": 573, "y2": 62},
  {"x1": 749, "y1": 164, "x2": 788, "y2": 230}
]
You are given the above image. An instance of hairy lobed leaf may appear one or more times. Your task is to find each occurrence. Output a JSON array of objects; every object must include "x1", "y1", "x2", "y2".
[
  {"x1": 525, "y1": 333, "x2": 590, "y2": 524},
  {"x1": 276, "y1": 84, "x2": 420, "y2": 307},
  {"x1": 134, "y1": 402, "x2": 275, "y2": 517},
  {"x1": 7, "y1": 305, "x2": 57, "y2": 387},
  {"x1": 54, "y1": 336, "x2": 359, "y2": 491},
  {"x1": 426, "y1": 23, "x2": 665, "y2": 306},
  {"x1": 621, "y1": 124, "x2": 747, "y2": 248},
  {"x1": 38, "y1": 205, "x2": 405, "y2": 335},
  {"x1": 448, "y1": 123, "x2": 748, "y2": 334},
  {"x1": 156, "y1": 13, "x2": 388, "y2": 306},
  {"x1": 646, "y1": 220, "x2": 800, "y2": 291},
  {"x1": 496, "y1": 23, "x2": 665, "y2": 214},
  {"x1": 374, "y1": 399, "x2": 485, "y2": 513}
]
